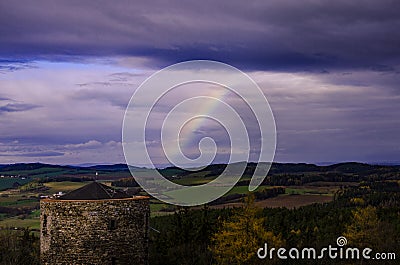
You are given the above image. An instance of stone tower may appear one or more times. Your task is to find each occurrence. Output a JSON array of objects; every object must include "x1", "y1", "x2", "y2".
[{"x1": 40, "y1": 182, "x2": 149, "y2": 265}]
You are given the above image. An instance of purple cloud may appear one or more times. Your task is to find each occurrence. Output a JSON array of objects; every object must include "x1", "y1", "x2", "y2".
[
  {"x1": 1, "y1": 0, "x2": 400, "y2": 71},
  {"x1": 0, "y1": 1, "x2": 399, "y2": 165},
  {"x1": 0, "y1": 103, "x2": 40, "y2": 114}
]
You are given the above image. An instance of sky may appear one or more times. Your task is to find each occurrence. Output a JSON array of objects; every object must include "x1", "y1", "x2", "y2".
[{"x1": 0, "y1": 0, "x2": 399, "y2": 166}]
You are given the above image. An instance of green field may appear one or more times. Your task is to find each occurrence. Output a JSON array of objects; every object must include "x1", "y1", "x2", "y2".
[
  {"x1": 0, "y1": 198, "x2": 37, "y2": 207},
  {"x1": 0, "y1": 178, "x2": 32, "y2": 191},
  {"x1": 44, "y1": 181, "x2": 89, "y2": 193},
  {"x1": 226, "y1": 185, "x2": 270, "y2": 195},
  {"x1": 171, "y1": 172, "x2": 214, "y2": 185},
  {"x1": 0, "y1": 181, "x2": 90, "y2": 230},
  {"x1": 1, "y1": 161, "x2": 381, "y2": 229},
  {"x1": 285, "y1": 186, "x2": 337, "y2": 196},
  {"x1": 0, "y1": 217, "x2": 40, "y2": 230}
]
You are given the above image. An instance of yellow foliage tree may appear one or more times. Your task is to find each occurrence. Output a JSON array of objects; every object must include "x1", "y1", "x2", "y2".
[
  {"x1": 209, "y1": 195, "x2": 283, "y2": 265},
  {"x1": 344, "y1": 206, "x2": 382, "y2": 249}
]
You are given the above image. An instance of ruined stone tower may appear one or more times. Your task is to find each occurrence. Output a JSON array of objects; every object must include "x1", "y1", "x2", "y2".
[{"x1": 40, "y1": 182, "x2": 149, "y2": 265}]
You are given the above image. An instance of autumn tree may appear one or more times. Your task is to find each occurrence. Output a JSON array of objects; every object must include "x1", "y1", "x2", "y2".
[
  {"x1": 209, "y1": 194, "x2": 283, "y2": 265},
  {"x1": 344, "y1": 206, "x2": 396, "y2": 251}
]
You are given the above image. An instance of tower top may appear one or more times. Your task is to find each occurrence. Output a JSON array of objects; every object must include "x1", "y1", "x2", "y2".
[{"x1": 58, "y1": 181, "x2": 131, "y2": 200}]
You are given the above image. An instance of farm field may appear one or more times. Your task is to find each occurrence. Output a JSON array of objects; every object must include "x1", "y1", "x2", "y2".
[
  {"x1": 44, "y1": 181, "x2": 89, "y2": 194},
  {"x1": 1, "y1": 161, "x2": 399, "y2": 229},
  {"x1": 210, "y1": 194, "x2": 333, "y2": 209},
  {"x1": 0, "y1": 177, "x2": 32, "y2": 191},
  {"x1": 0, "y1": 217, "x2": 40, "y2": 230},
  {"x1": 0, "y1": 181, "x2": 339, "y2": 227}
]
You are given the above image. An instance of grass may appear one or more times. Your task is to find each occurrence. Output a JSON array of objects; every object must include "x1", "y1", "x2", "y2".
[
  {"x1": 173, "y1": 178, "x2": 212, "y2": 186},
  {"x1": 0, "y1": 178, "x2": 340, "y2": 229},
  {"x1": 0, "y1": 198, "x2": 38, "y2": 207},
  {"x1": 149, "y1": 203, "x2": 176, "y2": 217},
  {"x1": 0, "y1": 181, "x2": 91, "y2": 230},
  {"x1": 255, "y1": 194, "x2": 333, "y2": 208},
  {"x1": 211, "y1": 194, "x2": 333, "y2": 209},
  {"x1": 0, "y1": 178, "x2": 32, "y2": 191},
  {"x1": 0, "y1": 192, "x2": 39, "y2": 207},
  {"x1": 0, "y1": 217, "x2": 40, "y2": 230},
  {"x1": 285, "y1": 187, "x2": 312, "y2": 195},
  {"x1": 150, "y1": 203, "x2": 167, "y2": 212},
  {"x1": 285, "y1": 186, "x2": 336, "y2": 196},
  {"x1": 30, "y1": 209, "x2": 40, "y2": 218},
  {"x1": 0, "y1": 181, "x2": 90, "y2": 230},
  {"x1": 44, "y1": 181, "x2": 88, "y2": 194},
  {"x1": 172, "y1": 173, "x2": 214, "y2": 186},
  {"x1": 226, "y1": 185, "x2": 270, "y2": 195}
]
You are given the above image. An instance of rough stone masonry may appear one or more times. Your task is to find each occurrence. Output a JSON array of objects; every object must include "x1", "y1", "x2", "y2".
[{"x1": 40, "y1": 182, "x2": 150, "y2": 265}]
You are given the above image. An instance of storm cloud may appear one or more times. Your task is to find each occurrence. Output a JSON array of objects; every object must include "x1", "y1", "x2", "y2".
[
  {"x1": 1, "y1": 0, "x2": 400, "y2": 71},
  {"x1": 0, "y1": 1, "x2": 399, "y2": 165},
  {"x1": 0, "y1": 103, "x2": 40, "y2": 114}
]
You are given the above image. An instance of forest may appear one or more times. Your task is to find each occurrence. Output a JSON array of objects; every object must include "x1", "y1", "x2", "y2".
[{"x1": 149, "y1": 181, "x2": 400, "y2": 264}]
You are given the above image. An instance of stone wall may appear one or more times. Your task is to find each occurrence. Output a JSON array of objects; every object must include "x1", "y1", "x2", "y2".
[{"x1": 40, "y1": 197, "x2": 149, "y2": 265}]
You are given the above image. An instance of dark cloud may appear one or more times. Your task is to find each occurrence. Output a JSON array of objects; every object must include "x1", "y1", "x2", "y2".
[
  {"x1": 0, "y1": 103, "x2": 40, "y2": 114},
  {"x1": 0, "y1": 1, "x2": 399, "y2": 165},
  {"x1": 1, "y1": 0, "x2": 399, "y2": 71},
  {"x1": 262, "y1": 74, "x2": 400, "y2": 164},
  {"x1": 0, "y1": 59, "x2": 37, "y2": 73}
]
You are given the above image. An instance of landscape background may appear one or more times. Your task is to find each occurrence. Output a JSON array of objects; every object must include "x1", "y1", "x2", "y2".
[
  {"x1": 1, "y1": 0, "x2": 400, "y2": 264},
  {"x1": 0, "y1": 161, "x2": 399, "y2": 264}
]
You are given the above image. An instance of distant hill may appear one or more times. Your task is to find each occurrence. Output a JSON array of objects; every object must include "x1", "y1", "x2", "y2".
[
  {"x1": 162, "y1": 162, "x2": 400, "y2": 179},
  {"x1": 0, "y1": 163, "x2": 72, "y2": 172},
  {"x1": 269, "y1": 163, "x2": 322, "y2": 174},
  {"x1": 86, "y1": 164, "x2": 130, "y2": 171},
  {"x1": 0, "y1": 161, "x2": 398, "y2": 180},
  {"x1": 0, "y1": 163, "x2": 144, "y2": 173},
  {"x1": 323, "y1": 162, "x2": 378, "y2": 173}
]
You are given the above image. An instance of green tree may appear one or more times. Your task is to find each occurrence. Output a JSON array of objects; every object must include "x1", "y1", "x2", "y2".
[{"x1": 0, "y1": 228, "x2": 39, "y2": 265}]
